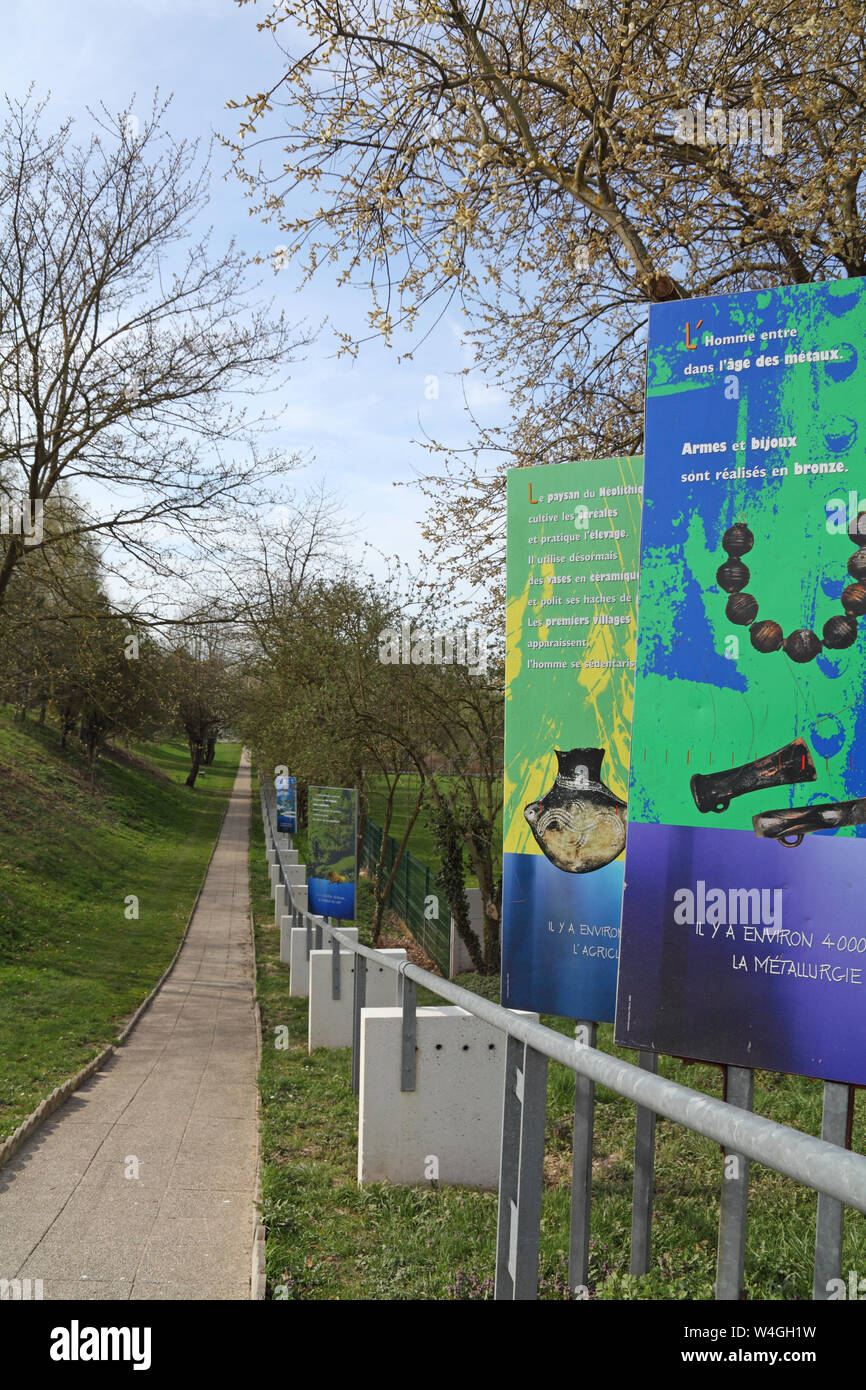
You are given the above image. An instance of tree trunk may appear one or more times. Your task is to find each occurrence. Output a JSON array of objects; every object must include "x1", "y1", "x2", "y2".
[
  {"x1": 186, "y1": 743, "x2": 203, "y2": 788},
  {"x1": 371, "y1": 891, "x2": 387, "y2": 946},
  {"x1": 466, "y1": 816, "x2": 501, "y2": 974},
  {"x1": 428, "y1": 799, "x2": 484, "y2": 973},
  {"x1": 356, "y1": 802, "x2": 367, "y2": 874}
]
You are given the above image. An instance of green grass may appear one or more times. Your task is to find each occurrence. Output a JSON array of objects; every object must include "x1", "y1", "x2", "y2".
[
  {"x1": 0, "y1": 712, "x2": 240, "y2": 1140},
  {"x1": 254, "y1": 771, "x2": 866, "y2": 1299},
  {"x1": 365, "y1": 772, "x2": 503, "y2": 892},
  {"x1": 366, "y1": 775, "x2": 443, "y2": 872}
]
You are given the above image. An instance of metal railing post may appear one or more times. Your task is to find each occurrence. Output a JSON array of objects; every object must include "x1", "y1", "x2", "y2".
[
  {"x1": 400, "y1": 972, "x2": 417, "y2": 1092},
  {"x1": 715, "y1": 1065, "x2": 754, "y2": 1300},
  {"x1": 351, "y1": 955, "x2": 367, "y2": 1096},
  {"x1": 630, "y1": 1050, "x2": 658, "y2": 1276},
  {"x1": 331, "y1": 933, "x2": 341, "y2": 1001},
  {"x1": 495, "y1": 1038, "x2": 548, "y2": 1299},
  {"x1": 496, "y1": 1034, "x2": 523, "y2": 1299},
  {"x1": 569, "y1": 1020, "x2": 597, "y2": 1295},
  {"x1": 813, "y1": 1082, "x2": 851, "y2": 1299}
]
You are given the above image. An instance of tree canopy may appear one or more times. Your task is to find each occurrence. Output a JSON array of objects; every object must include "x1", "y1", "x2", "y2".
[{"x1": 230, "y1": 0, "x2": 865, "y2": 602}]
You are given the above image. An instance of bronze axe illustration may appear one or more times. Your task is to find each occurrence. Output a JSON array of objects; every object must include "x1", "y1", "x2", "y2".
[
  {"x1": 690, "y1": 738, "x2": 816, "y2": 815},
  {"x1": 753, "y1": 797, "x2": 866, "y2": 848}
]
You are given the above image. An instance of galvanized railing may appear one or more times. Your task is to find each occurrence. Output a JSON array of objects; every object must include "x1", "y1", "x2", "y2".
[{"x1": 260, "y1": 776, "x2": 866, "y2": 1302}]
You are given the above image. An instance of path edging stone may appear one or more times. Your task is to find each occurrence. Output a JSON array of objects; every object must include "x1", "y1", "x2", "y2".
[{"x1": 249, "y1": 880, "x2": 267, "y2": 1298}]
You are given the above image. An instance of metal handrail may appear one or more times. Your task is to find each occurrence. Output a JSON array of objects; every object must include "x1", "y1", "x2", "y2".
[
  {"x1": 330, "y1": 928, "x2": 866, "y2": 1211},
  {"x1": 259, "y1": 771, "x2": 866, "y2": 1301}
]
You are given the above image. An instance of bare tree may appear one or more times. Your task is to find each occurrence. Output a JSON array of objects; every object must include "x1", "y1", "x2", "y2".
[{"x1": 0, "y1": 89, "x2": 311, "y2": 616}]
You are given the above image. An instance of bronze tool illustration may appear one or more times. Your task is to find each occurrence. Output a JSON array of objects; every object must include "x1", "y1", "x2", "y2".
[
  {"x1": 690, "y1": 738, "x2": 816, "y2": 815},
  {"x1": 752, "y1": 797, "x2": 866, "y2": 848}
]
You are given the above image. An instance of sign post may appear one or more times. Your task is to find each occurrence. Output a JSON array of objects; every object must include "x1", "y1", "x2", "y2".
[{"x1": 501, "y1": 455, "x2": 643, "y2": 1299}]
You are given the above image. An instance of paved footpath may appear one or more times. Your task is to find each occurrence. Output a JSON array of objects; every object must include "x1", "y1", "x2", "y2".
[{"x1": 0, "y1": 750, "x2": 259, "y2": 1300}]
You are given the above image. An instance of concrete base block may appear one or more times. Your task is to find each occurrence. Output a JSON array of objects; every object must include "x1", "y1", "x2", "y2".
[
  {"x1": 280, "y1": 915, "x2": 293, "y2": 964},
  {"x1": 269, "y1": 863, "x2": 280, "y2": 896},
  {"x1": 308, "y1": 948, "x2": 406, "y2": 1050},
  {"x1": 289, "y1": 924, "x2": 359, "y2": 995},
  {"x1": 279, "y1": 891, "x2": 308, "y2": 965},
  {"x1": 275, "y1": 883, "x2": 287, "y2": 923},
  {"x1": 358, "y1": 1007, "x2": 537, "y2": 1189},
  {"x1": 284, "y1": 864, "x2": 306, "y2": 886}
]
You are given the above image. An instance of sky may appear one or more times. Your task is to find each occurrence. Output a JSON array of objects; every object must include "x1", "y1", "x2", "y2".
[{"x1": 0, "y1": 0, "x2": 509, "y2": 598}]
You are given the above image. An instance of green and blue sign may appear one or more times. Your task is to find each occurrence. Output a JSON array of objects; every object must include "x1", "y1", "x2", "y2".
[
  {"x1": 615, "y1": 278, "x2": 866, "y2": 1084},
  {"x1": 308, "y1": 786, "x2": 357, "y2": 920},
  {"x1": 275, "y1": 774, "x2": 297, "y2": 834},
  {"x1": 501, "y1": 457, "x2": 643, "y2": 1020}
]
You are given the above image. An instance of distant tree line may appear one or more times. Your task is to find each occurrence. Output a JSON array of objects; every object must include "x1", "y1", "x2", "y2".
[
  {"x1": 231, "y1": 504, "x2": 503, "y2": 973},
  {"x1": 0, "y1": 496, "x2": 235, "y2": 787}
]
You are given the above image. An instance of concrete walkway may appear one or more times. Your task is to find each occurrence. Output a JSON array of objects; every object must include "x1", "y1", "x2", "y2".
[{"x1": 0, "y1": 750, "x2": 259, "y2": 1300}]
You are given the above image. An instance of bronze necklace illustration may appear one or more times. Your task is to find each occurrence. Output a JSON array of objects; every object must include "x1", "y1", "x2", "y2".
[{"x1": 717, "y1": 515, "x2": 866, "y2": 663}]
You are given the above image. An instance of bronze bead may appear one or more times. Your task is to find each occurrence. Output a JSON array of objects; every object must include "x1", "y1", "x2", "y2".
[
  {"x1": 726, "y1": 592, "x2": 758, "y2": 625},
  {"x1": 722, "y1": 523, "x2": 755, "y2": 558},
  {"x1": 784, "y1": 628, "x2": 822, "y2": 663},
  {"x1": 716, "y1": 558, "x2": 750, "y2": 593},
  {"x1": 750, "y1": 619, "x2": 784, "y2": 653},
  {"x1": 841, "y1": 583, "x2": 866, "y2": 616},
  {"x1": 822, "y1": 614, "x2": 858, "y2": 649},
  {"x1": 848, "y1": 548, "x2": 866, "y2": 583}
]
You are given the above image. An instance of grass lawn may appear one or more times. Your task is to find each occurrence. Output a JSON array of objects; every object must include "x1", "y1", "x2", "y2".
[
  {"x1": 253, "y1": 769, "x2": 866, "y2": 1299},
  {"x1": 0, "y1": 712, "x2": 240, "y2": 1141},
  {"x1": 365, "y1": 772, "x2": 503, "y2": 891}
]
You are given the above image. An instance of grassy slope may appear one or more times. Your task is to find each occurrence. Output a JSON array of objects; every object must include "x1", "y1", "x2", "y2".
[
  {"x1": 253, "y1": 772, "x2": 866, "y2": 1299},
  {"x1": 0, "y1": 713, "x2": 240, "y2": 1141}
]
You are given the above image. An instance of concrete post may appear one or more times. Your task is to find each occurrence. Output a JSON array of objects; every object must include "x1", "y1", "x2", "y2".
[
  {"x1": 280, "y1": 915, "x2": 293, "y2": 964},
  {"x1": 309, "y1": 948, "x2": 405, "y2": 1050},
  {"x1": 290, "y1": 924, "x2": 358, "y2": 997},
  {"x1": 358, "y1": 1006, "x2": 537, "y2": 1189},
  {"x1": 280, "y1": 889, "x2": 309, "y2": 965}
]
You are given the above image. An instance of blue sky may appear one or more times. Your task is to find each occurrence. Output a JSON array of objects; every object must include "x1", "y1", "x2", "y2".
[{"x1": 1, "y1": 0, "x2": 508, "y2": 588}]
